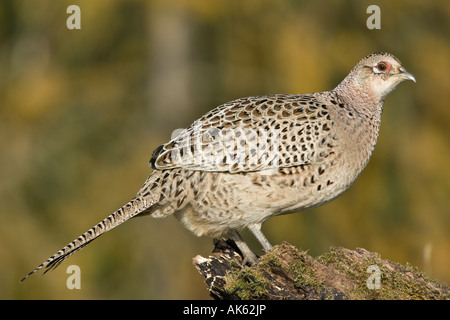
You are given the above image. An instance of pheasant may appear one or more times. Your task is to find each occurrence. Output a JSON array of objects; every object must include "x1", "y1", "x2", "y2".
[{"x1": 21, "y1": 52, "x2": 415, "y2": 281}]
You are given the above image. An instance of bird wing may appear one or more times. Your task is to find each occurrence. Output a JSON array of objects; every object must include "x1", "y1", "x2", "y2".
[{"x1": 150, "y1": 94, "x2": 335, "y2": 173}]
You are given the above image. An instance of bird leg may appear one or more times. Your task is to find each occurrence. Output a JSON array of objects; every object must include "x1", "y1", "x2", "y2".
[
  {"x1": 248, "y1": 223, "x2": 273, "y2": 252},
  {"x1": 228, "y1": 230, "x2": 258, "y2": 265}
]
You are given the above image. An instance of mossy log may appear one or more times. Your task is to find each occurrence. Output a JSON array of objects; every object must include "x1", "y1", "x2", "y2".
[{"x1": 193, "y1": 240, "x2": 449, "y2": 300}]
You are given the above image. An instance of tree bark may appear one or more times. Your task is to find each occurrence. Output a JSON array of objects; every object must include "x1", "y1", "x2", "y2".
[{"x1": 193, "y1": 240, "x2": 449, "y2": 300}]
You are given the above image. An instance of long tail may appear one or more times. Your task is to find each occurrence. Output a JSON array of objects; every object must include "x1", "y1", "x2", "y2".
[{"x1": 21, "y1": 196, "x2": 150, "y2": 282}]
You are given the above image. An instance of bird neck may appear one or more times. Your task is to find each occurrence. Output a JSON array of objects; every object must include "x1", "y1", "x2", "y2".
[{"x1": 333, "y1": 74, "x2": 385, "y2": 124}]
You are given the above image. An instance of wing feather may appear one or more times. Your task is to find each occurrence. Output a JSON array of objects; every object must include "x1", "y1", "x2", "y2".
[{"x1": 150, "y1": 94, "x2": 335, "y2": 173}]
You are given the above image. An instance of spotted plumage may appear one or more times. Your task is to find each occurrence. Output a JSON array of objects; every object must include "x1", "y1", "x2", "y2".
[{"x1": 22, "y1": 52, "x2": 415, "y2": 281}]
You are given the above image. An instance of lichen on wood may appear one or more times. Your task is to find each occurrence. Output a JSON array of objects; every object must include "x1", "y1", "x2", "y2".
[{"x1": 193, "y1": 240, "x2": 449, "y2": 300}]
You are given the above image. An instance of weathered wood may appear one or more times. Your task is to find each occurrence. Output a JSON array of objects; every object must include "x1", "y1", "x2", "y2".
[{"x1": 193, "y1": 240, "x2": 449, "y2": 300}]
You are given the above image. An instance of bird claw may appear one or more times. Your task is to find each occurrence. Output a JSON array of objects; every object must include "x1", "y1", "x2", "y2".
[{"x1": 241, "y1": 253, "x2": 259, "y2": 266}]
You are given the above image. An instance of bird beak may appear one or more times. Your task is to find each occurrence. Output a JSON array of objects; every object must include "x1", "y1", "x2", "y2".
[{"x1": 398, "y1": 66, "x2": 416, "y2": 83}]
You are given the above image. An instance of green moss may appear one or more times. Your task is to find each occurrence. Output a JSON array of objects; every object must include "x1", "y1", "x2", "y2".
[
  {"x1": 318, "y1": 248, "x2": 449, "y2": 300},
  {"x1": 258, "y1": 250, "x2": 282, "y2": 268},
  {"x1": 229, "y1": 259, "x2": 242, "y2": 269},
  {"x1": 224, "y1": 266, "x2": 270, "y2": 300},
  {"x1": 317, "y1": 247, "x2": 345, "y2": 265},
  {"x1": 284, "y1": 248, "x2": 327, "y2": 295},
  {"x1": 289, "y1": 261, "x2": 324, "y2": 292},
  {"x1": 222, "y1": 244, "x2": 449, "y2": 300}
]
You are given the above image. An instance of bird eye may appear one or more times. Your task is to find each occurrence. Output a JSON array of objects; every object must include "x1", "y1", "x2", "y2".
[{"x1": 373, "y1": 61, "x2": 391, "y2": 73}]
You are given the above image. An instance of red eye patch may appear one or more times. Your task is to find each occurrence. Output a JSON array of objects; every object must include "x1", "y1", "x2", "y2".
[{"x1": 376, "y1": 61, "x2": 391, "y2": 72}]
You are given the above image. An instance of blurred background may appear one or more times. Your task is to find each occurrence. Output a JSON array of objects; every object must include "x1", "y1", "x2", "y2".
[{"x1": 1, "y1": 0, "x2": 449, "y2": 299}]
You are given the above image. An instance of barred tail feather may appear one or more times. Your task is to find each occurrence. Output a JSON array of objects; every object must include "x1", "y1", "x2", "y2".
[{"x1": 21, "y1": 196, "x2": 149, "y2": 282}]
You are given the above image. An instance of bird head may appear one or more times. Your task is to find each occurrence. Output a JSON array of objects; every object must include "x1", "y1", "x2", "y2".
[{"x1": 350, "y1": 52, "x2": 416, "y2": 101}]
